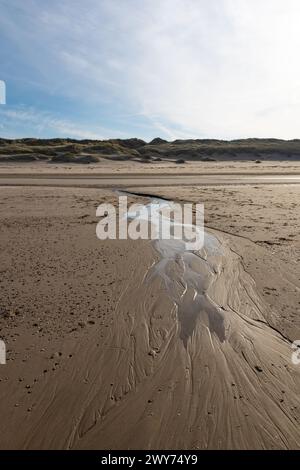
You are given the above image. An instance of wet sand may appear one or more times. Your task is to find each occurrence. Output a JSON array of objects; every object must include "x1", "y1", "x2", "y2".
[
  {"x1": 0, "y1": 173, "x2": 300, "y2": 188},
  {"x1": 0, "y1": 164, "x2": 300, "y2": 449},
  {"x1": 0, "y1": 159, "x2": 300, "y2": 175}
]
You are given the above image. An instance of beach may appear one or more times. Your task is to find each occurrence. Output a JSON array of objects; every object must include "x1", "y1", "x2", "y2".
[{"x1": 0, "y1": 161, "x2": 299, "y2": 449}]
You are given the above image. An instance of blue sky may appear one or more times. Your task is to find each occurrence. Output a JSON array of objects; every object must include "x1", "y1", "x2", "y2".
[{"x1": 1, "y1": 0, "x2": 300, "y2": 141}]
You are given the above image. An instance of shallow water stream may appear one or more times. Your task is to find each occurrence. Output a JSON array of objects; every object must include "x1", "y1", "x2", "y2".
[{"x1": 125, "y1": 196, "x2": 226, "y2": 345}]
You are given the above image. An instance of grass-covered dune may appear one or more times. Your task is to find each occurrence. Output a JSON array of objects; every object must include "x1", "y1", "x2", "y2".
[{"x1": 1, "y1": 137, "x2": 300, "y2": 163}]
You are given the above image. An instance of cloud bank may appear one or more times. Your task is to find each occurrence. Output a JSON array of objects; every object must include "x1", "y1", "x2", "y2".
[{"x1": 1, "y1": 0, "x2": 300, "y2": 139}]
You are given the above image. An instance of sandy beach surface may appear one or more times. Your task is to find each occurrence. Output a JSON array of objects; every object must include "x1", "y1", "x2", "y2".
[{"x1": 0, "y1": 162, "x2": 300, "y2": 449}]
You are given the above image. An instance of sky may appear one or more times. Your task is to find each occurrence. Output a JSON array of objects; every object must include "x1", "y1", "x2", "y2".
[{"x1": 1, "y1": 0, "x2": 300, "y2": 141}]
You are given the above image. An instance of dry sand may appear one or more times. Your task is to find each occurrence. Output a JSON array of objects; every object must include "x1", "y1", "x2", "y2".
[
  {"x1": 0, "y1": 163, "x2": 300, "y2": 449},
  {"x1": 0, "y1": 159, "x2": 300, "y2": 175}
]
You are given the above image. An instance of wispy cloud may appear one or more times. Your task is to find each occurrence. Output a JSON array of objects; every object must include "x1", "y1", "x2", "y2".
[
  {"x1": 0, "y1": 106, "x2": 123, "y2": 139},
  {"x1": 1, "y1": 0, "x2": 300, "y2": 139}
]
